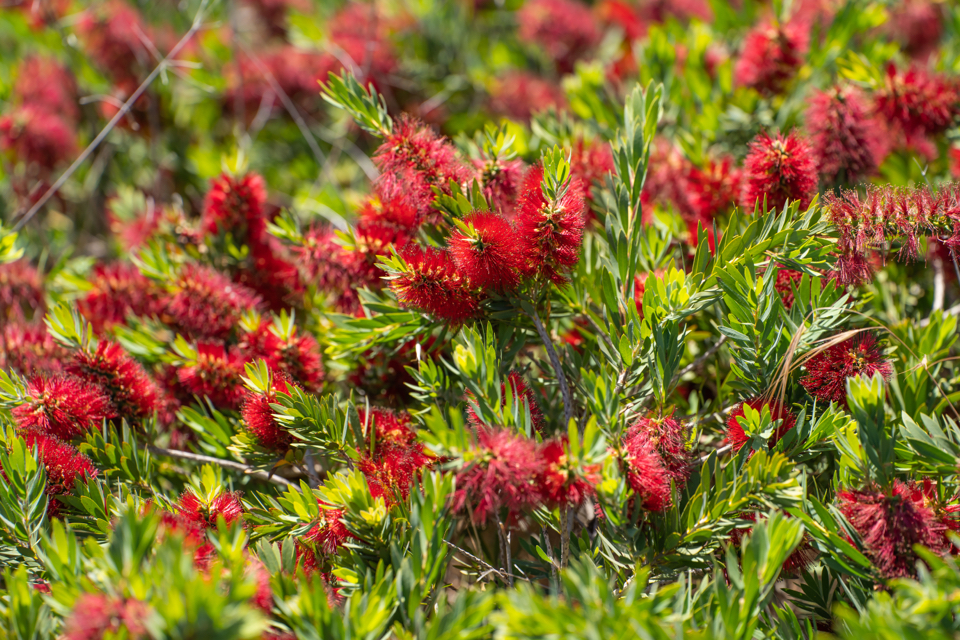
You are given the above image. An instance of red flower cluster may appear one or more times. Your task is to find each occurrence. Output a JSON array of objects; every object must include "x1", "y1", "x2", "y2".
[
  {"x1": 68, "y1": 341, "x2": 160, "y2": 422},
  {"x1": 838, "y1": 480, "x2": 946, "y2": 579},
  {"x1": 824, "y1": 183, "x2": 960, "y2": 284},
  {"x1": 1, "y1": 324, "x2": 68, "y2": 377},
  {"x1": 302, "y1": 503, "x2": 352, "y2": 559},
  {"x1": 773, "y1": 269, "x2": 804, "y2": 310},
  {"x1": 451, "y1": 427, "x2": 544, "y2": 523},
  {"x1": 392, "y1": 245, "x2": 481, "y2": 323},
  {"x1": 488, "y1": 71, "x2": 568, "y2": 121},
  {"x1": 0, "y1": 259, "x2": 45, "y2": 322},
  {"x1": 874, "y1": 64, "x2": 959, "y2": 141},
  {"x1": 515, "y1": 165, "x2": 587, "y2": 284},
  {"x1": 477, "y1": 157, "x2": 526, "y2": 216},
  {"x1": 806, "y1": 86, "x2": 888, "y2": 186},
  {"x1": 740, "y1": 131, "x2": 818, "y2": 213},
  {"x1": 376, "y1": 116, "x2": 472, "y2": 219},
  {"x1": 0, "y1": 105, "x2": 77, "y2": 174},
  {"x1": 62, "y1": 593, "x2": 149, "y2": 640},
  {"x1": 726, "y1": 399, "x2": 798, "y2": 453},
  {"x1": 178, "y1": 343, "x2": 247, "y2": 410},
  {"x1": 357, "y1": 408, "x2": 434, "y2": 503},
  {"x1": 13, "y1": 376, "x2": 111, "y2": 441},
  {"x1": 202, "y1": 172, "x2": 268, "y2": 242},
  {"x1": 517, "y1": 0, "x2": 601, "y2": 74},
  {"x1": 241, "y1": 377, "x2": 295, "y2": 453},
  {"x1": 22, "y1": 432, "x2": 98, "y2": 518},
  {"x1": 621, "y1": 416, "x2": 690, "y2": 512},
  {"x1": 0, "y1": 56, "x2": 79, "y2": 176},
  {"x1": 735, "y1": 21, "x2": 809, "y2": 95},
  {"x1": 800, "y1": 333, "x2": 893, "y2": 404},
  {"x1": 78, "y1": 263, "x2": 163, "y2": 333},
  {"x1": 162, "y1": 490, "x2": 245, "y2": 568},
  {"x1": 239, "y1": 322, "x2": 324, "y2": 393},
  {"x1": 165, "y1": 264, "x2": 264, "y2": 340},
  {"x1": 537, "y1": 436, "x2": 600, "y2": 508},
  {"x1": 75, "y1": 1, "x2": 154, "y2": 88},
  {"x1": 449, "y1": 212, "x2": 524, "y2": 292},
  {"x1": 887, "y1": 0, "x2": 944, "y2": 60}
]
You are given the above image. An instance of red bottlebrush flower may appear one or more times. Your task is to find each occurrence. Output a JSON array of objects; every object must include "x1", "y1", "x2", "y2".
[
  {"x1": 68, "y1": 341, "x2": 159, "y2": 421},
  {"x1": 823, "y1": 183, "x2": 960, "y2": 284},
  {"x1": 357, "y1": 408, "x2": 433, "y2": 503},
  {"x1": 238, "y1": 323, "x2": 324, "y2": 393},
  {"x1": 466, "y1": 370, "x2": 546, "y2": 434},
  {"x1": 1, "y1": 323, "x2": 68, "y2": 376},
  {"x1": 78, "y1": 263, "x2": 162, "y2": 333},
  {"x1": 178, "y1": 343, "x2": 246, "y2": 410},
  {"x1": 22, "y1": 432, "x2": 97, "y2": 518},
  {"x1": 800, "y1": 332, "x2": 893, "y2": 405},
  {"x1": 449, "y1": 212, "x2": 523, "y2": 292},
  {"x1": 597, "y1": 0, "x2": 647, "y2": 41},
  {"x1": 165, "y1": 264, "x2": 263, "y2": 340},
  {"x1": 233, "y1": 238, "x2": 303, "y2": 312},
  {"x1": 374, "y1": 115, "x2": 471, "y2": 216},
  {"x1": 624, "y1": 415, "x2": 691, "y2": 483},
  {"x1": 75, "y1": 1, "x2": 153, "y2": 86},
  {"x1": 515, "y1": 165, "x2": 587, "y2": 283},
  {"x1": 740, "y1": 131, "x2": 818, "y2": 213},
  {"x1": 390, "y1": 245, "x2": 480, "y2": 323},
  {"x1": 726, "y1": 399, "x2": 798, "y2": 452},
  {"x1": 773, "y1": 269, "x2": 804, "y2": 309},
  {"x1": 13, "y1": 376, "x2": 112, "y2": 440},
  {"x1": 838, "y1": 480, "x2": 946, "y2": 579},
  {"x1": 488, "y1": 71, "x2": 568, "y2": 122},
  {"x1": 570, "y1": 138, "x2": 616, "y2": 213},
  {"x1": 806, "y1": 86, "x2": 887, "y2": 186},
  {"x1": 687, "y1": 155, "x2": 743, "y2": 220},
  {"x1": 248, "y1": 557, "x2": 275, "y2": 614},
  {"x1": 0, "y1": 106, "x2": 77, "y2": 172},
  {"x1": 451, "y1": 427, "x2": 544, "y2": 524},
  {"x1": 14, "y1": 57, "x2": 79, "y2": 124},
  {"x1": 887, "y1": 0, "x2": 944, "y2": 60},
  {"x1": 0, "y1": 259, "x2": 45, "y2": 322},
  {"x1": 734, "y1": 21, "x2": 809, "y2": 95},
  {"x1": 201, "y1": 172, "x2": 269, "y2": 243},
  {"x1": 176, "y1": 490, "x2": 245, "y2": 529},
  {"x1": 304, "y1": 503, "x2": 352, "y2": 555},
  {"x1": 537, "y1": 436, "x2": 599, "y2": 508},
  {"x1": 62, "y1": 593, "x2": 149, "y2": 640},
  {"x1": 241, "y1": 378, "x2": 295, "y2": 453},
  {"x1": 344, "y1": 218, "x2": 414, "y2": 286},
  {"x1": 475, "y1": 157, "x2": 526, "y2": 216},
  {"x1": 621, "y1": 436, "x2": 672, "y2": 512},
  {"x1": 518, "y1": 0, "x2": 600, "y2": 74},
  {"x1": 874, "y1": 64, "x2": 959, "y2": 139},
  {"x1": 357, "y1": 182, "x2": 421, "y2": 235}
]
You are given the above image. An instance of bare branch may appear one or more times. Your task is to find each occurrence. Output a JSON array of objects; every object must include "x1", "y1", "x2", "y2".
[{"x1": 147, "y1": 445, "x2": 299, "y2": 490}]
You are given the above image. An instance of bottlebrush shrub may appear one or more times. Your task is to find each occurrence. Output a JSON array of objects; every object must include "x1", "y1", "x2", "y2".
[{"x1": 2, "y1": 1, "x2": 960, "y2": 637}]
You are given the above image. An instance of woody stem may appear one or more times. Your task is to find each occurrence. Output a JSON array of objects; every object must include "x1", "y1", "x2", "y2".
[{"x1": 529, "y1": 308, "x2": 574, "y2": 431}]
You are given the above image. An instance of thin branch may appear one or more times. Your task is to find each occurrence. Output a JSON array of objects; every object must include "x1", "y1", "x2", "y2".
[
  {"x1": 236, "y1": 41, "x2": 342, "y2": 200},
  {"x1": 147, "y1": 445, "x2": 298, "y2": 489},
  {"x1": 13, "y1": 0, "x2": 212, "y2": 231},
  {"x1": 529, "y1": 308, "x2": 574, "y2": 428}
]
